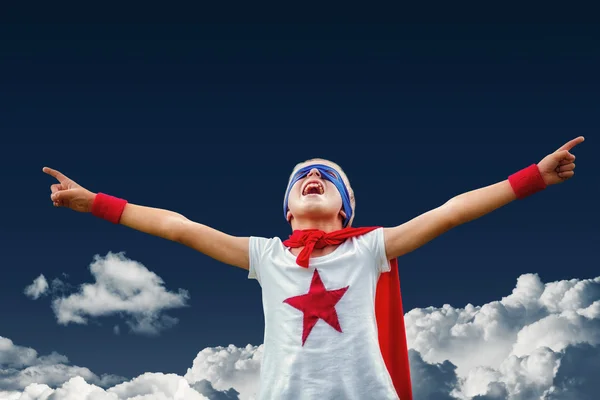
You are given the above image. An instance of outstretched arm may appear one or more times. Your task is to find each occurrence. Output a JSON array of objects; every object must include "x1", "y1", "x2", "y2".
[
  {"x1": 120, "y1": 204, "x2": 250, "y2": 270},
  {"x1": 383, "y1": 136, "x2": 584, "y2": 260},
  {"x1": 43, "y1": 167, "x2": 250, "y2": 270}
]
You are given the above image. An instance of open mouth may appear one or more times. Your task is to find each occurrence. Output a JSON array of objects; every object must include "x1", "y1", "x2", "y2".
[{"x1": 302, "y1": 181, "x2": 325, "y2": 196}]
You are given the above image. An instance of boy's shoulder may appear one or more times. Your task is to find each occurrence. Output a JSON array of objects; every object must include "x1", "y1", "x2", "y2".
[{"x1": 250, "y1": 228, "x2": 384, "y2": 256}]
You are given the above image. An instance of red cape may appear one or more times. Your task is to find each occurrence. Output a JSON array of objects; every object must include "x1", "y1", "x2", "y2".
[{"x1": 376, "y1": 257, "x2": 413, "y2": 400}]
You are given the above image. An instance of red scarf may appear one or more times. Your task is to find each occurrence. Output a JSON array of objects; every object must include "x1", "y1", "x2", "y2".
[{"x1": 283, "y1": 227, "x2": 413, "y2": 400}]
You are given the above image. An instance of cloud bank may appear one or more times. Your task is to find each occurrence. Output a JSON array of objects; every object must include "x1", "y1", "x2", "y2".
[
  {"x1": 404, "y1": 273, "x2": 600, "y2": 399},
  {"x1": 0, "y1": 336, "x2": 125, "y2": 395},
  {"x1": 25, "y1": 252, "x2": 190, "y2": 336},
  {"x1": 7, "y1": 272, "x2": 600, "y2": 399}
]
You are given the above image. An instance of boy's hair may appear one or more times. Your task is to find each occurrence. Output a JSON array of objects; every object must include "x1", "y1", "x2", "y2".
[{"x1": 286, "y1": 158, "x2": 356, "y2": 227}]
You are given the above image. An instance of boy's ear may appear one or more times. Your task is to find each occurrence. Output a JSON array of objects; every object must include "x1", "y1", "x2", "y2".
[
  {"x1": 340, "y1": 210, "x2": 347, "y2": 219},
  {"x1": 286, "y1": 210, "x2": 293, "y2": 223}
]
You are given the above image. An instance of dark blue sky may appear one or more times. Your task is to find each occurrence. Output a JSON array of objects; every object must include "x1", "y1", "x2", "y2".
[{"x1": 0, "y1": 23, "x2": 597, "y2": 381}]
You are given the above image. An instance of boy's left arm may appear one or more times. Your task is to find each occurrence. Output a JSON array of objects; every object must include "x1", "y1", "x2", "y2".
[{"x1": 383, "y1": 136, "x2": 584, "y2": 260}]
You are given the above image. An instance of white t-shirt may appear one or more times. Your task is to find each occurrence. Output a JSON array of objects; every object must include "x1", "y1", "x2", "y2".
[{"x1": 248, "y1": 228, "x2": 400, "y2": 400}]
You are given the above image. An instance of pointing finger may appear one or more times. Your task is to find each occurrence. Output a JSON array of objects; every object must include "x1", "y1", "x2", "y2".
[
  {"x1": 43, "y1": 167, "x2": 69, "y2": 183},
  {"x1": 556, "y1": 136, "x2": 585, "y2": 152}
]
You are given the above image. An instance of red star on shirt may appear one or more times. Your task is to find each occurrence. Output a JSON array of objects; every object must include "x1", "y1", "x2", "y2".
[{"x1": 283, "y1": 269, "x2": 349, "y2": 346}]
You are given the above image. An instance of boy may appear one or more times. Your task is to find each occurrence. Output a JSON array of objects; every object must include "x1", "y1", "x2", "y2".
[{"x1": 43, "y1": 136, "x2": 583, "y2": 400}]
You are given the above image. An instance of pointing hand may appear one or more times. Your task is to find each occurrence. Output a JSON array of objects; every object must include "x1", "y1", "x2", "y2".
[
  {"x1": 42, "y1": 167, "x2": 96, "y2": 212},
  {"x1": 537, "y1": 136, "x2": 585, "y2": 186}
]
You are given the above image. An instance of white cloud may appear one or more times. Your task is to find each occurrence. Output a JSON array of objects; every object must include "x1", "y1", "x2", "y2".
[
  {"x1": 5, "y1": 273, "x2": 600, "y2": 399},
  {"x1": 0, "y1": 336, "x2": 39, "y2": 368},
  {"x1": 107, "y1": 373, "x2": 209, "y2": 400},
  {"x1": 0, "y1": 336, "x2": 125, "y2": 393},
  {"x1": 24, "y1": 275, "x2": 49, "y2": 300},
  {"x1": 184, "y1": 345, "x2": 262, "y2": 400},
  {"x1": 0, "y1": 375, "x2": 218, "y2": 400},
  {"x1": 404, "y1": 273, "x2": 600, "y2": 399},
  {"x1": 0, "y1": 390, "x2": 22, "y2": 400},
  {"x1": 36, "y1": 251, "x2": 190, "y2": 335},
  {"x1": 25, "y1": 377, "x2": 116, "y2": 400},
  {"x1": 405, "y1": 274, "x2": 600, "y2": 372}
]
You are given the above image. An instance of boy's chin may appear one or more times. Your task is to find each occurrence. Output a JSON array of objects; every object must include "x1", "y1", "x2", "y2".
[
  {"x1": 290, "y1": 197, "x2": 341, "y2": 214},
  {"x1": 296, "y1": 205, "x2": 340, "y2": 218},
  {"x1": 298, "y1": 198, "x2": 330, "y2": 208}
]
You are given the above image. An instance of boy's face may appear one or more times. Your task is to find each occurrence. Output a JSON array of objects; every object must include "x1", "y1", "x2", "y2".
[{"x1": 285, "y1": 160, "x2": 348, "y2": 226}]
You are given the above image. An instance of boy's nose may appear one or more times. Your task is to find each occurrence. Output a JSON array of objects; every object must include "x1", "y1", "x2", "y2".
[{"x1": 307, "y1": 168, "x2": 321, "y2": 178}]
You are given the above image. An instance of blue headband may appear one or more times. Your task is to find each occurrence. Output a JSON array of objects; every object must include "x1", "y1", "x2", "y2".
[{"x1": 283, "y1": 163, "x2": 353, "y2": 227}]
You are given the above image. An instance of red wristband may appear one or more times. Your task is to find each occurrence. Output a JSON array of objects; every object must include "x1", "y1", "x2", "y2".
[
  {"x1": 91, "y1": 193, "x2": 128, "y2": 224},
  {"x1": 508, "y1": 164, "x2": 547, "y2": 199}
]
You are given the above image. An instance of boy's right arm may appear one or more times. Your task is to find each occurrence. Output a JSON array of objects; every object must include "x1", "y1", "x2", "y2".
[
  {"x1": 120, "y1": 204, "x2": 250, "y2": 270},
  {"x1": 43, "y1": 167, "x2": 250, "y2": 270}
]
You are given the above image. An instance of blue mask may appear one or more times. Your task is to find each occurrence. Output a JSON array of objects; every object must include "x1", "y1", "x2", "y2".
[{"x1": 283, "y1": 163, "x2": 353, "y2": 228}]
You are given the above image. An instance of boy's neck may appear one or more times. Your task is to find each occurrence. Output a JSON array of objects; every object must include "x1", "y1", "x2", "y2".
[{"x1": 291, "y1": 218, "x2": 344, "y2": 233}]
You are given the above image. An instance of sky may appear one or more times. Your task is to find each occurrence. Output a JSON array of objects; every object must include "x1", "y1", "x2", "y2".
[{"x1": 0, "y1": 22, "x2": 598, "y2": 399}]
